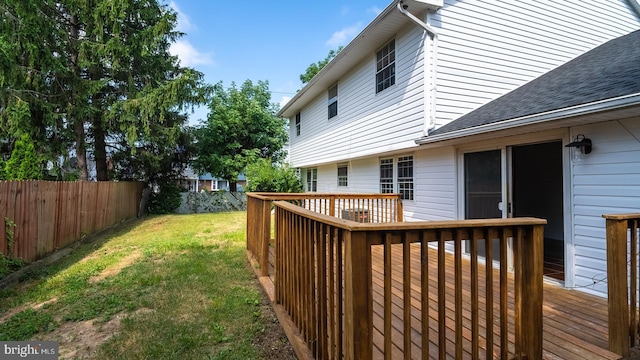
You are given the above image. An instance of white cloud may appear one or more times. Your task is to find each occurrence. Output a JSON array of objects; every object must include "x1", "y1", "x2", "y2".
[
  {"x1": 169, "y1": 1, "x2": 194, "y2": 32},
  {"x1": 279, "y1": 96, "x2": 292, "y2": 109},
  {"x1": 368, "y1": 6, "x2": 383, "y2": 16},
  {"x1": 326, "y1": 22, "x2": 363, "y2": 48},
  {"x1": 169, "y1": 40, "x2": 213, "y2": 67}
]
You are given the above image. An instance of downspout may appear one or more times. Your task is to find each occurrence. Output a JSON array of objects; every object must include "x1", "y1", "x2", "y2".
[
  {"x1": 397, "y1": 1, "x2": 439, "y2": 135},
  {"x1": 627, "y1": 0, "x2": 640, "y2": 18}
]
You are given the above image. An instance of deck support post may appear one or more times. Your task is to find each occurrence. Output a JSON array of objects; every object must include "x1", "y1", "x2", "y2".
[
  {"x1": 605, "y1": 217, "x2": 630, "y2": 356},
  {"x1": 344, "y1": 230, "x2": 372, "y2": 360},
  {"x1": 518, "y1": 224, "x2": 544, "y2": 359},
  {"x1": 260, "y1": 199, "x2": 271, "y2": 277}
]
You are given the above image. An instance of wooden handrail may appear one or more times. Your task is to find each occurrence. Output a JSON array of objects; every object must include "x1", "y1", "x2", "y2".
[
  {"x1": 273, "y1": 200, "x2": 545, "y2": 359},
  {"x1": 246, "y1": 192, "x2": 403, "y2": 278},
  {"x1": 603, "y1": 213, "x2": 640, "y2": 357}
]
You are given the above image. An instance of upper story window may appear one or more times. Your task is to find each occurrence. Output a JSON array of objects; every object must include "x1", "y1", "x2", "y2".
[
  {"x1": 328, "y1": 84, "x2": 338, "y2": 119},
  {"x1": 380, "y1": 158, "x2": 394, "y2": 194},
  {"x1": 376, "y1": 39, "x2": 395, "y2": 93},
  {"x1": 306, "y1": 168, "x2": 317, "y2": 192},
  {"x1": 337, "y1": 163, "x2": 348, "y2": 187},
  {"x1": 295, "y1": 112, "x2": 301, "y2": 136},
  {"x1": 397, "y1": 156, "x2": 414, "y2": 200}
]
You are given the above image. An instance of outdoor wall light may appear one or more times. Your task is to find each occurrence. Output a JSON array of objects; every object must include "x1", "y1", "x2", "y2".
[{"x1": 565, "y1": 134, "x2": 592, "y2": 162}]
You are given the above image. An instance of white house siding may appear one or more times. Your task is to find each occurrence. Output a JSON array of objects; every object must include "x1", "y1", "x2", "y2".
[
  {"x1": 305, "y1": 146, "x2": 458, "y2": 222},
  {"x1": 405, "y1": 146, "x2": 457, "y2": 221},
  {"x1": 288, "y1": 23, "x2": 427, "y2": 168},
  {"x1": 570, "y1": 117, "x2": 640, "y2": 297},
  {"x1": 431, "y1": 0, "x2": 640, "y2": 126}
]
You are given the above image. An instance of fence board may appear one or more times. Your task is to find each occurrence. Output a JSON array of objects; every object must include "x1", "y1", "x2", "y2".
[
  {"x1": 81, "y1": 182, "x2": 97, "y2": 236},
  {"x1": 37, "y1": 181, "x2": 57, "y2": 258},
  {"x1": 0, "y1": 181, "x2": 144, "y2": 263},
  {"x1": 0, "y1": 182, "x2": 8, "y2": 255}
]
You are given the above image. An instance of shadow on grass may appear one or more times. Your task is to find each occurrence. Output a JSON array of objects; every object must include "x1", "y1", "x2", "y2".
[{"x1": 0, "y1": 212, "x2": 293, "y2": 359}]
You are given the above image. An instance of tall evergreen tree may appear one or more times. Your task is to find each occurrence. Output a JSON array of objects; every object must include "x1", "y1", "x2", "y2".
[
  {"x1": 0, "y1": 1, "x2": 210, "y2": 181},
  {"x1": 4, "y1": 134, "x2": 41, "y2": 180}
]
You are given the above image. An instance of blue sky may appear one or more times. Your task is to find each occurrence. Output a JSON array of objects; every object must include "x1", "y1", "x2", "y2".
[{"x1": 167, "y1": 1, "x2": 389, "y2": 125}]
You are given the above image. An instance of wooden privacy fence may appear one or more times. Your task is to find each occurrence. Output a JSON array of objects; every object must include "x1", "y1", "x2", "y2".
[
  {"x1": 0, "y1": 181, "x2": 145, "y2": 263},
  {"x1": 246, "y1": 192, "x2": 403, "y2": 277},
  {"x1": 604, "y1": 212, "x2": 640, "y2": 357},
  {"x1": 273, "y1": 200, "x2": 545, "y2": 360}
]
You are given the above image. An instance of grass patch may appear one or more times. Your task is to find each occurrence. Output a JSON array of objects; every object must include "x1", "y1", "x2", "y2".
[{"x1": 0, "y1": 212, "x2": 294, "y2": 359}]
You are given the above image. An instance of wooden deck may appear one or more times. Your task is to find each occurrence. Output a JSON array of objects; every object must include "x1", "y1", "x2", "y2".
[{"x1": 267, "y1": 245, "x2": 619, "y2": 359}]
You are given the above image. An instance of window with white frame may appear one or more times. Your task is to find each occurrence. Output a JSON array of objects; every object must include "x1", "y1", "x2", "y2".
[
  {"x1": 379, "y1": 156, "x2": 414, "y2": 200},
  {"x1": 397, "y1": 156, "x2": 414, "y2": 200},
  {"x1": 337, "y1": 163, "x2": 348, "y2": 187},
  {"x1": 295, "y1": 112, "x2": 301, "y2": 136},
  {"x1": 328, "y1": 84, "x2": 338, "y2": 119},
  {"x1": 376, "y1": 39, "x2": 395, "y2": 93},
  {"x1": 306, "y1": 168, "x2": 317, "y2": 192},
  {"x1": 379, "y1": 158, "x2": 394, "y2": 193}
]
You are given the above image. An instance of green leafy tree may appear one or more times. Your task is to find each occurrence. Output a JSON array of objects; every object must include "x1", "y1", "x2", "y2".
[
  {"x1": 299, "y1": 47, "x2": 343, "y2": 84},
  {"x1": 4, "y1": 134, "x2": 41, "y2": 180},
  {"x1": 245, "y1": 159, "x2": 303, "y2": 193},
  {"x1": 193, "y1": 80, "x2": 288, "y2": 192}
]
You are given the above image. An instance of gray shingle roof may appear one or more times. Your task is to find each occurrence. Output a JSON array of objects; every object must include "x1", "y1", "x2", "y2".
[{"x1": 429, "y1": 30, "x2": 640, "y2": 136}]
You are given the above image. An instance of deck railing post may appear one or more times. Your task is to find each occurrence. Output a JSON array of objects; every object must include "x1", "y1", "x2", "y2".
[
  {"x1": 344, "y1": 230, "x2": 372, "y2": 360},
  {"x1": 396, "y1": 195, "x2": 403, "y2": 222},
  {"x1": 605, "y1": 216, "x2": 631, "y2": 356},
  {"x1": 260, "y1": 199, "x2": 271, "y2": 277},
  {"x1": 329, "y1": 195, "x2": 336, "y2": 217},
  {"x1": 518, "y1": 224, "x2": 544, "y2": 359}
]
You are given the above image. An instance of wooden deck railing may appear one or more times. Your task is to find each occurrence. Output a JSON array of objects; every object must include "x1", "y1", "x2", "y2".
[
  {"x1": 604, "y1": 212, "x2": 640, "y2": 357},
  {"x1": 246, "y1": 192, "x2": 403, "y2": 277},
  {"x1": 274, "y1": 200, "x2": 545, "y2": 359}
]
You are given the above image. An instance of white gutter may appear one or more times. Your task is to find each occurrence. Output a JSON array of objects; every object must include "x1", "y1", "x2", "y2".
[
  {"x1": 415, "y1": 93, "x2": 640, "y2": 145},
  {"x1": 397, "y1": 1, "x2": 438, "y2": 135}
]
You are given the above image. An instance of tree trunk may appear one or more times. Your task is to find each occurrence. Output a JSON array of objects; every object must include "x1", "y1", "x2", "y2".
[
  {"x1": 70, "y1": 14, "x2": 88, "y2": 181},
  {"x1": 229, "y1": 181, "x2": 237, "y2": 192},
  {"x1": 93, "y1": 116, "x2": 108, "y2": 181},
  {"x1": 74, "y1": 118, "x2": 88, "y2": 181},
  {"x1": 92, "y1": 90, "x2": 108, "y2": 181}
]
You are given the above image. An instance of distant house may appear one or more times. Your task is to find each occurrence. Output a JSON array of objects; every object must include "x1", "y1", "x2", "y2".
[
  {"x1": 278, "y1": 0, "x2": 640, "y2": 297},
  {"x1": 181, "y1": 167, "x2": 246, "y2": 192}
]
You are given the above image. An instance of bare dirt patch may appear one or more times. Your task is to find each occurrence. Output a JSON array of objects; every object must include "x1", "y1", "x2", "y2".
[
  {"x1": 253, "y1": 291, "x2": 297, "y2": 359},
  {"x1": 0, "y1": 297, "x2": 58, "y2": 323},
  {"x1": 41, "y1": 308, "x2": 154, "y2": 359},
  {"x1": 89, "y1": 251, "x2": 141, "y2": 283},
  {"x1": 44, "y1": 316, "x2": 121, "y2": 359}
]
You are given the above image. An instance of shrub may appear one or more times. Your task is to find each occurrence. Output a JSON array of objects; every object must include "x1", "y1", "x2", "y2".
[
  {"x1": 245, "y1": 159, "x2": 303, "y2": 193},
  {"x1": 147, "y1": 182, "x2": 183, "y2": 214}
]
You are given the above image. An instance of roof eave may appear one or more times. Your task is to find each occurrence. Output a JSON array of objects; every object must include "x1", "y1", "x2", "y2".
[
  {"x1": 277, "y1": 0, "x2": 440, "y2": 119},
  {"x1": 415, "y1": 93, "x2": 640, "y2": 146}
]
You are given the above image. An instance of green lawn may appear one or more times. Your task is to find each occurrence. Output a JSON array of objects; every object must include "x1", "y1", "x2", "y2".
[{"x1": 0, "y1": 212, "x2": 294, "y2": 359}]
